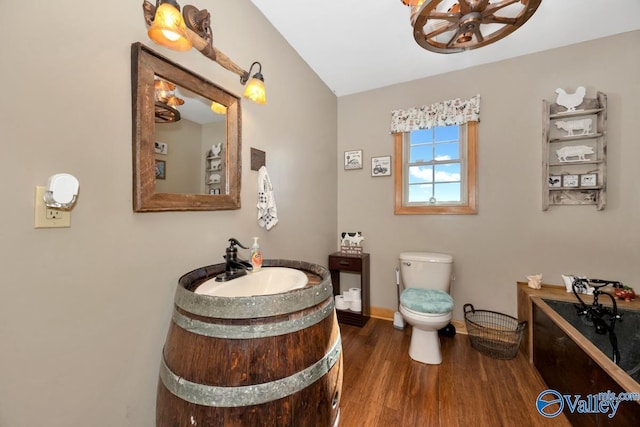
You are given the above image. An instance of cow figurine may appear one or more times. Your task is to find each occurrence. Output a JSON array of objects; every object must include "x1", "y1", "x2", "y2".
[
  {"x1": 555, "y1": 118, "x2": 592, "y2": 136},
  {"x1": 341, "y1": 232, "x2": 364, "y2": 247},
  {"x1": 556, "y1": 145, "x2": 595, "y2": 162}
]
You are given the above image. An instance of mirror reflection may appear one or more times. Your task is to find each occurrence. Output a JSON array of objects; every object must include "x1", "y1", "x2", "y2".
[
  {"x1": 153, "y1": 79, "x2": 227, "y2": 195},
  {"x1": 131, "y1": 42, "x2": 242, "y2": 212}
]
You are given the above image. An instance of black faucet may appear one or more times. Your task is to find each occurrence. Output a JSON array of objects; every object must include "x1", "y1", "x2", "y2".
[
  {"x1": 572, "y1": 278, "x2": 623, "y2": 364},
  {"x1": 215, "y1": 238, "x2": 253, "y2": 282}
]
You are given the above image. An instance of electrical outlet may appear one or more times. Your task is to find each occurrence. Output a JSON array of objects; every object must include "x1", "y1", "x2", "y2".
[
  {"x1": 34, "y1": 186, "x2": 71, "y2": 228},
  {"x1": 46, "y1": 208, "x2": 63, "y2": 219}
]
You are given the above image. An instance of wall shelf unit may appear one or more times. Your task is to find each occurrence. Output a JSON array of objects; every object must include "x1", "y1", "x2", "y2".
[
  {"x1": 205, "y1": 147, "x2": 224, "y2": 195},
  {"x1": 542, "y1": 91, "x2": 607, "y2": 210}
]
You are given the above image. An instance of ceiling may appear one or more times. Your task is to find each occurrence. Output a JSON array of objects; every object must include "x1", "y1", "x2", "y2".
[{"x1": 250, "y1": 0, "x2": 640, "y2": 97}]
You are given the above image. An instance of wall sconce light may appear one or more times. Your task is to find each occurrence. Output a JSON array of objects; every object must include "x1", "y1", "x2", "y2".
[
  {"x1": 241, "y1": 62, "x2": 267, "y2": 105},
  {"x1": 210, "y1": 101, "x2": 227, "y2": 115},
  {"x1": 146, "y1": 0, "x2": 192, "y2": 51},
  {"x1": 142, "y1": 0, "x2": 267, "y2": 104}
]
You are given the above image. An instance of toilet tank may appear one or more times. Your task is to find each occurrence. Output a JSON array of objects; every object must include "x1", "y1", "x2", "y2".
[{"x1": 399, "y1": 252, "x2": 453, "y2": 292}]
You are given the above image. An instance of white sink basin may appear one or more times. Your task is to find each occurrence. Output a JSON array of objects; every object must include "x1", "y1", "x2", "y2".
[{"x1": 195, "y1": 267, "x2": 309, "y2": 297}]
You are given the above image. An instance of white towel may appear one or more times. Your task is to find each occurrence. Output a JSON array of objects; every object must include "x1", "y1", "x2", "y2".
[{"x1": 257, "y1": 166, "x2": 278, "y2": 230}]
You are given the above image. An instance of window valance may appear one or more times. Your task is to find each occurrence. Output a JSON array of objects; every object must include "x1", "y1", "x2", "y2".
[{"x1": 390, "y1": 94, "x2": 480, "y2": 133}]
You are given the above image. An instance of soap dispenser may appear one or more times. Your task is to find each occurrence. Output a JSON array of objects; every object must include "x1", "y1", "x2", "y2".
[{"x1": 250, "y1": 237, "x2": 263, "y2": 272}]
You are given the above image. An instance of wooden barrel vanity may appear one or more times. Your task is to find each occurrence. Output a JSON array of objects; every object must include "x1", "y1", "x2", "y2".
[{"x1": 157, "y1": 260, "x2": 342, "y2": 427}]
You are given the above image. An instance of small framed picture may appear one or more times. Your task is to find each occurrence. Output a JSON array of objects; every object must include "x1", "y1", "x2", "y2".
[
  {"x1": 548, "y1": 175, "x2": 562, "y2": 188},
  {"x1": 154, "y1": 141, "x2": 168, "y2": 155},
  {"x1": 344, "y1": 150, "x2": 363, "y2": 170},
  {"x1": 580, "y1": 173, "x2": 597, "y2": 187},
  {"x1": 155, "y1": 159, "x2": 166, "y2": 180},
  {"x1": 371, "y1": 156, "x2": 391, "y2": 177},
  {"x1": 562, "y1": 174, "x2": 579, "y2": 188}
]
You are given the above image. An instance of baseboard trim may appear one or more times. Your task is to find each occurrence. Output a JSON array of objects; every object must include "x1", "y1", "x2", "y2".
[
  {"x1": 369, "y1": 306, "x2": 395, "y2": 321},
  {"x1": 368, "y1": 306, "x2": 467, "y2": 335},
  {"x1": 451, "y1": 319, "x2": 467, "y2": 335}
]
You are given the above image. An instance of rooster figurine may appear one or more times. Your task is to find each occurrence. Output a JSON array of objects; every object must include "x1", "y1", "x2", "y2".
[{"x1": 555, "y1": 86, "x2": 586, "y2": 112}]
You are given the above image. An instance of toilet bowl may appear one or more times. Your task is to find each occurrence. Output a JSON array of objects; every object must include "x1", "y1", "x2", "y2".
[{"x1": 399, "y1": 252, "x2": 454, "y2": 365}]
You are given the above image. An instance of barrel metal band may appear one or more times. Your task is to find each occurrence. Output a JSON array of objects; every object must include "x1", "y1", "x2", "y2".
[
  {"x1": 174, "y1": 280, "x2": 334, "y2": 319},
  {"x1": 159, "y1": 336, "x2": 342, "y2": 407},
  {"x1": 172, "y1": 298, "x2": 335, "y2": 339}
]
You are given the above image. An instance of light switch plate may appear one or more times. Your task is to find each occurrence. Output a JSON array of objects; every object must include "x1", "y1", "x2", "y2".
[{"x1": 34, "y1": 186, "x2": 71, "y2": 228}]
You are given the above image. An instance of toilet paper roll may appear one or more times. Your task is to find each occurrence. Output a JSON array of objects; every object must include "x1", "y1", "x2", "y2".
[
  {"x1": 350, "y1": 299, "x2": 362, "y2": 312},
  {"x1": 335, "y1": 295, "x2": 349, "y2": 310},
  {"x1": 342, "y1": 291, "x2": 352, "y2": 302},
  {"x1": 349, "y1": 288, "x2": 361, "y2": 300}
]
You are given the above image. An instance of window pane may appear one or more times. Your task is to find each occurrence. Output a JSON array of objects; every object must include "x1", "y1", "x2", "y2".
[
  {"x1": 435, "y1": 125, "x2": 459, "y2": 141},
  {"x1": 435, "y1": 142, "x2": 460, "y2": 161},
  {"x1": 409, "y1": 183, "x2": 433, "y2": 203},
  {"x1": 434, "y1": 182, "x2": 461, "y2": 202},
  {"x1": 410, "y1": 144, "x2": 433, "y2": 163},
  {"x1": 434, "y1": 163, "x2": 460, "y2": 182},
  {"x1": 408, "y1": 165, "x2": 432, "y2": 184},
  {"x1": 411, "y1": 129, "x2": 433, "y2": 144}
]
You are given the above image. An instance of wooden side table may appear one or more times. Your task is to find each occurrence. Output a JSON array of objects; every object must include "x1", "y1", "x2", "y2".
[{"x1": 328, "y1": 252, "x2": 370, "y2": 327}]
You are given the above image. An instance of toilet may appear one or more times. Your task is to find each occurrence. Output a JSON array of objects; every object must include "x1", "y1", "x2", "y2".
[{"x1": 399, "y1": 252, "x2": 454, "y2": 365}]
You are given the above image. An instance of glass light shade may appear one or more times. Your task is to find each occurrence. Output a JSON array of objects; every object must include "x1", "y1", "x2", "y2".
[
  {"x1": 210, "y1": 102, "x2": 227, "y2": 114},
  {"x1": 243, "y1": 78, "x2": 267, "y2": 105},
  {"x1": 154, "y1": 79, "x2": 174, "y2": 102},
  {"x1": 147, "y1": 3, "x2": 192, "y2": 51},
  {"x1": 165, "y1": 96, "x2": 184, "y2": 107}
]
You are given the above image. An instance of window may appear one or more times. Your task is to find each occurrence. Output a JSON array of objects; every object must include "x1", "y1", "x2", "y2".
[{"x1": 394, "y1": 121, "x2": 477, "y2": 214}]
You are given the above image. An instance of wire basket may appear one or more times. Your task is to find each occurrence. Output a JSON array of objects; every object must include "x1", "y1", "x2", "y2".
[{"x1": 463, "y1": 304, "x2": 527, "y2": 360}]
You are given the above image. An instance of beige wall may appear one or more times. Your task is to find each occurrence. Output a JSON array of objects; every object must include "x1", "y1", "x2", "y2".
[
  {"x1": 0, "y1": 1, "x2": 336, "y2": 426},
  {"x1": 338, "y1": 31, "x2": 640, "y2": 321},
  {"x1": 155, "y1": 119, "x2": 202, "y2": 193}
]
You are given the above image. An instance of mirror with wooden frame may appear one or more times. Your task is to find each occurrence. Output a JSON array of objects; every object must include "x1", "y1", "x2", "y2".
[{"x1": 131, "y1": 42, "x2": 241, "y2": 211}]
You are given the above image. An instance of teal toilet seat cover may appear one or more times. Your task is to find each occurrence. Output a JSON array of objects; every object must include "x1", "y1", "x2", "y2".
[{"x1": 401, "y1": 288, "x2": 453, "y2": 314}]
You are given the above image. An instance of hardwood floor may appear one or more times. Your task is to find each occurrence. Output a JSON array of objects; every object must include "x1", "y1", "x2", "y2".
[{"x1": 338, "y1": 318, "x2": 571, "y2": 427}]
